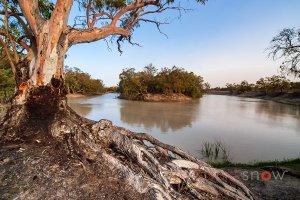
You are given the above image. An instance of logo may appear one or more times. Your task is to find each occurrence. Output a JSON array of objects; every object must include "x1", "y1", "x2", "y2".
[{"x1": 241, "y1": 170, "x2": 287, "y2": 181}]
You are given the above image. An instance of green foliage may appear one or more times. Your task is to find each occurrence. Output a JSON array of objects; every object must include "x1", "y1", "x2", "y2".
[
  {"x1": 118, "y1": 64, "x2": 204, "y2": 100},
  {"x1": 0, "y1": 53, "x2": 15, "y2": 103},
  {"x1": 64, "y1": 66, "x2": 105, "y2": 95},
  {"x1": 38, "y1": 0, "x2": 55, "y2": 19}
]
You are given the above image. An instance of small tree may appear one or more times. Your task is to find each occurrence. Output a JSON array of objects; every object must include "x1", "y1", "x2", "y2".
[
  {"x1": 256, "y1": 78, "x2": 268, "y2": 94},
  {"x1": 203, "y1": 82, "x2": 210, "y2": 92}
]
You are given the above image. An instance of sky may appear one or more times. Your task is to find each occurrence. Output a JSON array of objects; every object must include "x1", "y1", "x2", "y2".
[{"x1": 65, "y1": 0, "x2": 300, "y2": 87}]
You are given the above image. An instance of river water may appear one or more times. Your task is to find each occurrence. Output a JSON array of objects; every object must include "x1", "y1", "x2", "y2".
[{"x1": 68, "y1": 93, "x2": 300, "y2": 163}]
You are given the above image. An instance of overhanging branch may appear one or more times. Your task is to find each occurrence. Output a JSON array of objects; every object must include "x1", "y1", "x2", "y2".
[{"x1": 67, "y1": 25, "x2": 131, "y2": 46}]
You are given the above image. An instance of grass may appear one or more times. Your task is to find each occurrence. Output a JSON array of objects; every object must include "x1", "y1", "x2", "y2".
[
  {"x1": 210, "y1": 158, "x2": 300, "y2": 171},
  {"x1": 200, "y1": 140, "x2": 230, "y2": 162}
]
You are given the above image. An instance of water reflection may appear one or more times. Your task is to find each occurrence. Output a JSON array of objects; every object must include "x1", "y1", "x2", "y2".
[
  {"x1": 68, "y1": 97, "x2": 93, "y2": 117},
  {"x1": 254, "y1": 100, "x2": 300, "y2": 134},
  {"x1": 255, "y1": 100, "x2": 300, "y2": 121},
  {"x1": 119, "y1": 100, "x2": 200, "y2": 132}
]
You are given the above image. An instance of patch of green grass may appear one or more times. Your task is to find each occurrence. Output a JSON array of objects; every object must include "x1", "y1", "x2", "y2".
[{"x1": 210, "y1": 158, "x2": 300, "y2": 171}]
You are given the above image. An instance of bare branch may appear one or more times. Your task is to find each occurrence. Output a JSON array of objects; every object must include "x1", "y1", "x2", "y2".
[
  {"x1": 116, "y1": 35, "x2": 142, "y2": 54},
  {"x1": 139, "y1": 18, "x2": 169, "y2": 37}
]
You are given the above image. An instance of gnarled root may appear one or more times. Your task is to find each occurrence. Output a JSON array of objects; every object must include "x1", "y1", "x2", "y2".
[{"x1": 66, "y1": 119, "x2": 254, "y2": 200}]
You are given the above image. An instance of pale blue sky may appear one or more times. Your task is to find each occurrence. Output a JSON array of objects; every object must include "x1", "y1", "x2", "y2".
[{"x1": 65, "y1": 0, "x2": 300, "y2": 87}]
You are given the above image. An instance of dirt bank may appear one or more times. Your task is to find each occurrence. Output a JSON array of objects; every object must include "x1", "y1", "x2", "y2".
[
  {"x1": 0, "y1": 140, "x2": 148, "y2": 199},
  {"x1": 225, "y1": 167, "x2": 300, "y2": 200}
]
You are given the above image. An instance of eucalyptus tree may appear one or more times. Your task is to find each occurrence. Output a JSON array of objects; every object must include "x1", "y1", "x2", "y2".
[{"x1": 0, "y1": 1, "x2": 253, "y2": 199}]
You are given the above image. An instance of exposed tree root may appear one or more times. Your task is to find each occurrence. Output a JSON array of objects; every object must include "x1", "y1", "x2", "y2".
[
  {"x1": 90, "y1": 120, "x2": 254, "y2": 199},
  {"x1": 1, "y1": 103, "x2": 254, "y2": 199}
]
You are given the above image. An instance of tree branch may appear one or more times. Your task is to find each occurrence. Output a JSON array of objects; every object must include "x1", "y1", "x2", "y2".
[
  {"x1": 0, "y1": 37, "x2": 16, "y2": 76},
  {"x1": 17, "y1": 0, "x2": 44, "y2": 36},
  {"x1": 111, "y1": 0, "x2": 159, "y2": 26},
  {"x1": 49, "y1": 0, "x2": 74, "y2": 50},
  {"x1": 0, "y1": 29, "x2": 31, "y2": 52},
  {"x1": 68, "y1": 25, "x2": 131, "y2": 46},
  {"x1": 91, "y1": 12, "x2": 114, "y2": 27},
  {"x1": 86, "y1": 0, "x2": 92, "y2": 28},
  {"x1": 6, "y1": 12, "x2": 33, "y2": 40}
]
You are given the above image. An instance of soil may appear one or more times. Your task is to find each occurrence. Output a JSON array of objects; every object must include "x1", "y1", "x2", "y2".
[
  {"x1": 225, "y1": 168, "x2": 300, "y2": 200},
  {"x1": 0, "y1": 136, "x2": 149, "y2": 199}
]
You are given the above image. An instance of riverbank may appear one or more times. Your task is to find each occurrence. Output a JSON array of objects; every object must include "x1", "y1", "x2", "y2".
[
  {"x1": 208, "y1": 91, "x2": 300, "y2": 106},
  {"x1": 66, "y1": 93, "x2": 87, "y2": 98},
  {"x1": 215, "y1": 159, "x2": 300, "y2": 199},
  {"x1": 119, "y1": 93, "x2": 193, "y2": 102}
]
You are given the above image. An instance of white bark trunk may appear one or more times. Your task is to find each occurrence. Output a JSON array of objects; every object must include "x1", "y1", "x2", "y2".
[{"x1": 28, "y1": 22, "x2": 68, "y2": 86}]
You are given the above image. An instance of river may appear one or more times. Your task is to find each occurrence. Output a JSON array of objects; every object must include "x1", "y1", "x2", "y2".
[{"x1": 68, "y1": 93, "x2": 300, "y2": 163}]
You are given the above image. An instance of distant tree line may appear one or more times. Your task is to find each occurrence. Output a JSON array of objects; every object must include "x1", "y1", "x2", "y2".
[
  {"x1": 210, "y1": 75, "x2": 300, "y2": 95},
  {"x1": 118, "y1": 64, "x2": 204, "y2": 100},
  {"x1": 65, "y1": 67, "x2": 105, "y2": 95}
]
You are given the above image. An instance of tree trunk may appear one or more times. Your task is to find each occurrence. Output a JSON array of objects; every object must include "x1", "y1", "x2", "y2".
[{"x1": 0, "y1": 19, "x2": 69, "y2": 128}]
